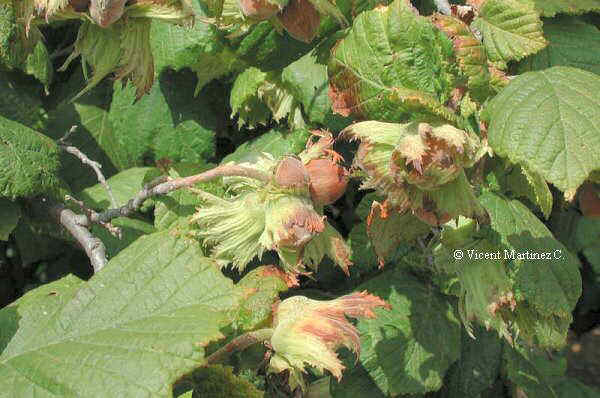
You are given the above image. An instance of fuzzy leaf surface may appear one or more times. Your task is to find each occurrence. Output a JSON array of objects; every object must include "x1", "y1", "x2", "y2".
[
  {"x1": 0, "y1": 231, "x2": 239, "y2": 397},
  {"x1": 0, "y1": 117, "x2": 60, "y2": 199},
  {"x1": 485, "y1": 67, "x2": 600, "y2": 194}
]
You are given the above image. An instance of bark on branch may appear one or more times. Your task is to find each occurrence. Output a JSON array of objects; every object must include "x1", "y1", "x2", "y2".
[
  {"x1": 47, "y1": 200, "x2": 108, "y2": 272},
  {"x1": 95, "y1": 164, "x2": 271, "y2": 223},
  {"x1": 59, "y1": 126, "x2": 118, "y2": 208}
]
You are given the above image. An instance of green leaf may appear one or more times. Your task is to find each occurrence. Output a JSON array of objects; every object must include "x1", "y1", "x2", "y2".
[
  {"x1": 0, "y1": 2, "x2": 17, "y2": 68},
  {"x1": 472, "y1": 0, "x2": 547, "y2": 66},
  {"x1": 153, "y1": 163, "x2": 225, "y2": 231},
  {"x1": 518, "y1": 17, "x2": 600, "y2": 76},
  {"x1": 518, "y1": 166, "x2": 553, "y2": 219},
  {"x1": 233, "y1": 21, "x2": 313, "y2": 71},
  {"x1": 503, "y1": 343, "x2": 563, "y2": 398},
  {"x1": 116, "y1": 18, "x2": 154, "y2": 99},
  {"x1": 281, "y1": 52, "x2": 351, "y2": 130},
  {"x1": 0, "y1": 72, "x2": 47, "y2": 131},
  {"x1": 175, "y1": 365, "x2": 265, "y2": 398},
  {"x1": 91, "y1": 217, "x2": 156, "y2": 258},
  {"x1": 60, "y1": 21, "x2": 122, "y2": 100},
  {"x1": 554, "y1": 378, "x2": 600, "y2": 398},
  {"x1": 427, "y1": 171, "x2": 486, "y2": 221},
  {"x1": 479, "y1": 191, "x2": 581, "y2": 319},
  {"x1": 328, "y1": 0, "x2": 458, "y2": 122},
  {"x1": 494, "y1": 162, "x2": 553, "y2": 219},
  {"x1": 348, "y1": 193, "x2": 381, "y2": 272},
  {"x1": 12, "y1": 223, "x2": 69, "y2": 266},
  {"x1": 45, "y1": 77, "x2": 123, "y2": 192},
  {"x1": 233, "y1": 265, "x2": 291, "y2": 331},
  {"x1": 446, "y1": 326, "x2": 503, "y2": 398},
  {"x1": 431, "y1": 14, "x2": 491, "y2": 97},
  {"x1": 154, "y1": 187, "x2": 201, "y2": 231},
  {"x1": 230, "y1": 67, "x2": 271, "y2": 128},
  {"x1": 484, "y1": 66, "x2": 600, "y2": 195},
  {"x1": 0, "y1": 198, "x2": 20, "y2": 241},
  {"x1": 0, "y1": 2, "x2": 42, "y2": 72},
  {"x1": 0, "y1": 116, "x2": 60, "y2": 199},
  {"x1": 0, "y1": 231, "x2": 239, "y2": 397},
  {"x1": 330, "y1": 358, "x2": 386, "y2": 398},
  {"x1": 150, "y1": 9, "x2": 242, "y2": 93},
  {"x1": 109, "y1": 72, "x2": 217, "y2": 168},
  {"x1": 366, "y1": 203, "x2": 431, "y2": 265},
  {"x1": 574, "y1": 216, "x2": 600, "y2": 252},
  {"x1": 23, "y1": 40, "x2": 53, "y2": 90},
  {"x1": 79, "y1": 167, "x2": 159, "y2": 209},
  {"x1": 230, "y1": 67, "x2": 305, "y2": 130},
  {"x1": 350, "y1": 268, "x2": 461, "y2": 395},
  {"x1": 515, "y1": 0, "x2": 600, "y2": 17},
  {"x1": 221, "y1": 128, "x2": 310, "y2": 164},
  {"x1": 436, "y1": 233, "x2": 514, "y2": 338}
]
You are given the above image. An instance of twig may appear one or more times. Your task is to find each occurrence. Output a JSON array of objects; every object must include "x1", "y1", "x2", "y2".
[
  {"x1": 95, "y1": 164, "x2": 271, "y2": 223},
  {"x1": 206, "y1": 328, "x2": 274, "y2": 365},
  {"x1": 433, "y1": 0, "x2": 451, "y2": 15},
  {"x1": 59, "y1": 126, "x2": 118, "y2": 209},
  {"x1": 65, "y1": 195, "x2": 122, "y2": 239},
  {"x1": 46, "y1": 199, "x2": 108, "y2": 273}
]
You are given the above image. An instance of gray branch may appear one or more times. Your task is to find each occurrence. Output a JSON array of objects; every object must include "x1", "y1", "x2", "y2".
[
  {"x1": 59, "y1": 126, "x2": 118, "y2": 208},
  {"x1": 66, "y1": 195, "x2": 122, "y2": 239},
  {"x1": 95, "y1": 164, "x2": 271, "y2": 223},
  {"x1": 48, "y1": 200, "x2": 108, "y2": 273}
]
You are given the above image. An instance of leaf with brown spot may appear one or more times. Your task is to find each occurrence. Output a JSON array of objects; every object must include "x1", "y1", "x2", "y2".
[
  {"x1": 328, "y1": 0, "x2": 459, "y2": 122},
  {"x1": 431, "y1": 13, "x2": 491, "y2": 98}
]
